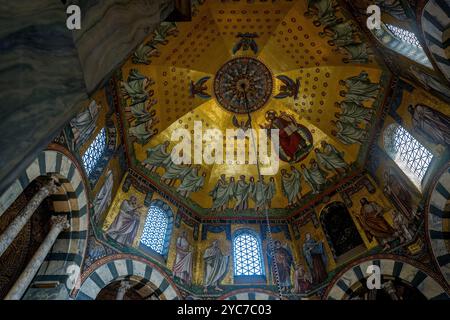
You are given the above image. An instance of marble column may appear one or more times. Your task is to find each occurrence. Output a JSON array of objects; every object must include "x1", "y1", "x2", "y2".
[
  {"x1": 116, "y1": 280, "x2": 132, "y2": 300},
  {"x1": 0, "y1": 177, "x2": 59, "y2": 257},
  {"x1": 5, "y1": 215, "x2": 70, "y2": 300}
]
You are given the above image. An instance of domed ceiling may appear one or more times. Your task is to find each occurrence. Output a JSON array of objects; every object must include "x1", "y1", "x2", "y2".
[{"x1": 115, "y1": 0, "x2": 390, "y2": 219}]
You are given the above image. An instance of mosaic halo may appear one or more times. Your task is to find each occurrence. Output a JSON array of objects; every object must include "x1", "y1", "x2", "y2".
[{"x1": 213, "y1": 57, "x2": 273, "y2": 113}]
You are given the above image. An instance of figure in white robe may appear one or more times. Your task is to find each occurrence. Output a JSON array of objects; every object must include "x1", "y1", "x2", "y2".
[
  {"x1": 177, "y1": 166, "x2": 206, "y2": 197},
  {"x1": 339, "y1": 42, "x2": 369, "y2": 64},
  {"x1": 173, "y1": 231, "x2": 193, "y2": 285},
  {"x1": 121, "y1": 69, "x2": 154, "y2": 105},
  {"x1": 408, "y1": 104, "x2": 450, "y2": 146},
  {"x1": 127, "y1": 100, "x2": 156, "y2": 125},
  {"x1": 132, "y1": 43, "x2": 160, "y2": 65},
  {"x1": 93, "y1": 169, "x2": 114, "y2": 224},
  {"x1": 203, "y1": 240, "x2": 229, "y2": 293},
  {"x1": 339, "y1": 71, "x2": 380, "y2": 103},
  {"x1": 248, "y1": 176, "x2": 256, "y2": 208},
  {"x1": 234, "y1": 175, "x2": 251, "y2": 211},
  {"x1": 335, "y1": 101, "x2": 373, "y2": 125},
  {"x1": 266, "y1": 177, "x2": 276, "y2": 208},
  {"x1": 70, "y1": 100, "x2": 100, "y2": 148},
  {"x1": 331, "y1": 120, "x2": 367, "y2": 145},
  {"x1": 315, "y1": 141, "x2": 349, "y2": 176},
  {"x1": 106, "y1": 196, "x2": 142, "y2": 247},
  {"x1": 306, "y1": 0, "x2": 339, "y2": 27},
  {"x1": 153, "y1": 22, "x2": 178, "y2": 45},
  {"x1": 129, "y1": 117, "x2": 158, "y2": 145},
  {"x1": 253, "y1": 177, "x2": 268, "y2": 211},
  {"x1": 322, "y1": 21, "x2": 355, "y2": 46},
  {"x1": 281, "y1": 167, "x2": 302, "y2": 208},
  {"x1": 142, "y1": 141, "x2": 171, "y2": 172},
  {"x1": 301, "y1": 160, "x2": 328, "y2": 194},
  {"x1": 161, "y1": 160, "x2": 192, "y2": 186},
  {"x1": 210, "y1": 175, "x2": 235, "y2": 211}
]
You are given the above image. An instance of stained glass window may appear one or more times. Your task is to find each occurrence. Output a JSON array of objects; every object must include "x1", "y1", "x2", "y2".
[
  {"x1": 386, "y1": 24, "x2": 422, "y2": 48},
  {"x1": 385, "y1": 125, "x2": 433, "y2": 187},
  {"x1": 233, "y1": 232, "x2": 263, "y2": 276},
  {"x1": 372, "y1": 24, "x2": 431, "y2": 68},
  {"x1": 140, "y1": 203, "x2": 169, "y2": 254},
  {"x1": 82, "y1": 128, "x2": 106, "y2": 176}
]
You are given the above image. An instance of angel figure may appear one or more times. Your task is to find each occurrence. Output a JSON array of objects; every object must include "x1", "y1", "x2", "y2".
[
  {"x1": 189, "y1": 76, "x2": 211, "y2": 99},
  {"x1": 274, "y1": 75, "x2": 300, "y2": 100},
  {"x1": 232, "y1": 33, "x2": 259, "y2": 54}
]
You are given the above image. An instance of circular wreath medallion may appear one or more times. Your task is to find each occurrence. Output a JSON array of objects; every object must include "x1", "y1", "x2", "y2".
[{"x1": 214, "y1": 57, "x2": 273, "y2": 113}]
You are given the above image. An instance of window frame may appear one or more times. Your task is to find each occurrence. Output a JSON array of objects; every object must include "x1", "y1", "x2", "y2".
[
  {"x1": 82, "y1": 127, "x2": 107, "y2": 177},
  {"x1": 232, "y1": 228, "x2": 266, "y2": 283},
  {"x1": 139, "y1": 199, "x2": 174, "y2": 259},
  {"x1": 384, "y1": 123, "x2": 433, "y2": 190},
  {"x1": 371, "y1": 23, "x2": 432, "y2": 68}
]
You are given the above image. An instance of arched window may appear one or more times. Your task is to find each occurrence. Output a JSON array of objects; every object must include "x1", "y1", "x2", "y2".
[
  {"x1": 233, "y1": 230, "x2": 264, "y2": 277},
  {"x1": 139, "y1": 200, "x2": 173, "y2": 257},
  {"x1": 372, "y1": 23, "x2": 432, "y2": 68},
  {"x1": 386, "y1": 24, "x2": 422, "y2": 48},
  {"x1": 384, "y1": 124, "x2": 433, "y2": 188},
  {"x1": 82, "y1": 127, "x2": 107, "y2": 176}
]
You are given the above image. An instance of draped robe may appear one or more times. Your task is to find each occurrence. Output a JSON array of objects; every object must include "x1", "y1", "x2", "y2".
[
  {"x1": 70, "y1": 100, "x2": 100, "y2": 147},
  {"x1": 412, "y1": 104, "x2": 450, "y2": 146},
  {"x1": 316, "y1": 144, "x2": 348, "y2": 172},
  {"x1": 177, "y1": 167, "x2": 205, "y2": 196},
  {"x1": 234, "y1": 179, "x2": 251, "y2": 209},
  {"x1": 203, "y1": 244, "x2": 229, "y2": 287},
  {"x1": 282, "y1": 169, "x2": 302, "y2": 203},
  {"x1": 302, "y1": 238, "x2": 328, "y2": 284},
  {"x1": 210, "y1": 179, "x2": 235, "y2": 210},
  {"x1": 340, "y1": 101, "x2": 373, "y2": 125},
  {"x1": 344, "y1": 72, "x2": 380, "y2": 102},
  {"x1": 106, "y1": 200, "x2": 140, "y2": 246},
  {"x1": 303, "y1": 164, "x2": 327, "y2": 193},
  {"x1": 93, "y1": 170, "x2": 114, "y2": 222},
  {"x1": 336, "y1": 121, "x2": 366, "y2": 145},
  {"x1": 143, "y1": 143, "x2": 170, "y2": 168},
  {"x1": 173, "y1": 236, "x2": 193, "y2": 284},
  {"x1": 358, "y1": 202, "x2": 395, "y2": 241}
]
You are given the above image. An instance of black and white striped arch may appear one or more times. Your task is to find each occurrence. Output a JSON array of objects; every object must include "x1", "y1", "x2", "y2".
[
  {"x1": 76, "y1": 256, "x2": 180, "y2": 300},
  {"x1": 0, "y1": 149, "x2": 89, "y2": 294},
  {"x1": 427, "y1": 163, "x2": 450, "y2": 285},
  {"x1": 421, "y1": 0, "x2": 450, "y2": 80},
  {"x1": 325, "y1": 256, "x2": 449, "y2": 300}
]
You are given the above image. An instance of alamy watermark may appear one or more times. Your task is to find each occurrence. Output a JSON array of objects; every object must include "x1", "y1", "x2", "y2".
[
  {"x1": 170, "y1": 121, "x2": 280, "y2": 175},
  {"x1": 66, "y1": 5, "x2": 81, "y2": 30},
  {"x1": 366, "y1": 265, "x2": 381, "y2": 289}
]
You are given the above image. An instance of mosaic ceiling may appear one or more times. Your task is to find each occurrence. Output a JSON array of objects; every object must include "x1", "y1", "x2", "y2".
[{"x1": 115, "y1": 0, "x2": 391, "y2": 218}]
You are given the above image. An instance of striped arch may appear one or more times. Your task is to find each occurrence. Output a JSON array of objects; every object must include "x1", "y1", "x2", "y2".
[
  {"x1": 0, "y1": 149, "x2": 89, "y2": 295},
  {"x1": 76, "y1": 256, "x2": 181, "y2": 300},
  {"x1": 426, "y1": 163, "x2": 450, "y2": 285},
  {"x1": 324, "y1": 255, "x2": 449, "y2": 300},
  {"x1": 219, "y1": 289, "x2": 281, "y2": 300},
  {"x1": 421, "y1": 0, "x2": 450, "y2": 80}
]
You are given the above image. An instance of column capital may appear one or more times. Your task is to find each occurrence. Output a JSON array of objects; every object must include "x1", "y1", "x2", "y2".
[
  {"x1": 119, "y1": 280, "x2": 132, "y2": 291},
  {"x1": 51, "y1": 215, "x2": 70, "y2": 230},
  {"x1": 47, "y1": 176, "x2": 61, "y2": 194}
]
